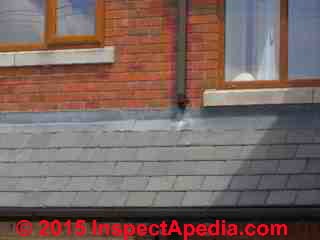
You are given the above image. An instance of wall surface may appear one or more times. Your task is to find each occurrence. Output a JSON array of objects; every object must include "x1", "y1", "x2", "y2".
[{"x1": 0, "y1": 0, "x2": 219, "y2": 112}]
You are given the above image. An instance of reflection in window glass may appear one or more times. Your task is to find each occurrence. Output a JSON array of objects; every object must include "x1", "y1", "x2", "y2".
[
  {"x1": 0, "y1": 0, "x2": 45, "y2": 43},
  {"x1": 225, "y1": 0, "x2": 280, "y2": 81},
  {"x1": 289, "y1": 0, "x2": 320, "y2": 79},
  {"x1": 57, "y1": 0, "x2": 96, "y2": 36}
]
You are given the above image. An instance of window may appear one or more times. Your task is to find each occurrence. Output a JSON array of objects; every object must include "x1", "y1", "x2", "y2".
[
  {"x1": 0, "y1": 0, "x2": 104, "y2": 52},
  {"x1": 221, "y1": 0, "x2": 320, "y2": 89}
]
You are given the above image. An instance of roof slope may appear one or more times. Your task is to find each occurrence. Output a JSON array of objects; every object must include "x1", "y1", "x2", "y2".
[{"x1": 0, "y1": 112, "x2": 319, "y2": 208}]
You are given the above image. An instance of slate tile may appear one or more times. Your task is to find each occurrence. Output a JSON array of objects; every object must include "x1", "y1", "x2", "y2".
[
  {"x1": 177, "y1": 131, "x2": 207, "y2": 145},
  {"x1": 27, "y1": 149, "x2": 54, "y2": 162},
  {"x1": 137, "y1": 147, "x2": 186, "y2": 161},
  {"x1": 91, "y1": 132, "x2": 126, "y2": 147},
  {"x1": 105, "y1": 148, "x2": 138, "y2": 161},
  {"x1": 173, "y1": 176, "x2": 204, "y2": 191},
  {"x1": 139, "y1": 162, "x2": 168, "y2": 176},
  {"x1": 194, "y1": 161, "x2": 226, "y2": 175},
  {"x1": 78, "y1": 149, "x2": 96, "y2": 162},
  {"x1": 0, "y1": 192, "x2": 24, "y2": 207},
  {"x1": 54, "y1": 148, "x2": 82, "y2": 161},
  {"x1": 244, "y1": 130, "x2": 287, "y2": 145},
  {"x1": 49, "y1": 132, "x2": 94, "y2": 148},
  {"x1": 0, "y1": 150, "x2": 9, "y2": 162},
  {"x1": 40, "y1": 177, "x2": 70, "y2": 191},
  {"x1": 296, "y1": 190, "x2": 320, "y2": 205},
  {"x1": 287, "y1": 130, "x2": 315, "y2": 143},
  {"x1": 185, "y1": 147, "x2": 216, "y2": 161},
  {"x1": 240, "y1": 146, "x2": 269, "y2": 160},
  {"x1": 238, "y1": 191, "x2": 268, "y2": 206},
  {"x1": 182, "y1": 192, "x2": 213, "y2": 206},
  {"x1": 123, "y1": 132, "x2": 154, "y2": 147},
  {"x1": 93, "y1": 177, "x2": 123, "y2": 191},
  {"x1": 287, "y1": 175, "x2": 320, "y2": 189},
  {"x1": 0, "y1": 133, "x2": 30, "y2": 148},
  {"x1": 10, "y1": 163, "x2": 48, "y2": 177},
  {"x1": 278, "y1": 160, "x2": 306, "y2": 174},
  {"x1": 146, "y1": 176, "x2": 176, "y2": 191},
  {"x1": 133, "y1": 120, "x2": 173, "y2": 132},
  {"x1": 206, "y1": 130, "x2": 243, "y2": 145},
  {"x1": 211, "y1": 192, "x2": 241, "y2": 206},
  {"x1": 112, "y1": 162, "x2": 142, "y2": 176},
  {"x1": 0, "y1": 178, "x2": 19, "y2": 191},
  {"x1": 96, "y1": 192, "x2": 128, "y2": 207},
  {"x1": 249, "y1": 160, "x2": 278, "y2": 174},
  {"x1": 126, "y1": 192, "x2": 156, "y2": 207},
  {"x1": 258, "y1": 175, "x2": 288, "y2": 190},
  {"x1": 296, "y1": 145, "x2": 320, "y2": 158},
  {"x1": 72, "y1": 192, "x2": 101, "y2": 207},
  {"x1": 213, "y1": 146, "x2": 244, "y2": 161},
  {"x1": 168, "y1": 162, "x2": 198, "y2": 175},
  {"x1": 267, "y1": 145, "x2": 297, "y2": 159},
  {"x1": 20, "y1": 192, "x2": 51, "y2": 207},
  {"x1": 201, "y1": 176, "x2": 232, "y2": 191},
  {"x1": 230, "y1": 176, "x2": 260, "y2": 190},
  {"x1": 64, "y1": 177, "x2": 96, "y2": 191},
  {"x1": 15, "y1": 177, "x2": 44, "y2": 191},
  {"x1": 153, "y1": 192, "x2": 185, "y2": 206},
  {"x1": 120, "y1": 177, "x2": 149, "y2": 191},
  {"x1": 24, "y1": 133, "x2": 53, "y2": 148},
  {"x1": 45, "y1": 192, "x2": 77, "y2": 207},
  {"x1": 305, "y1": 160, "x2": 320, "y2": 173},
  {"x1": 266, "y1": 191, "x2": 297, "y2": 205}
]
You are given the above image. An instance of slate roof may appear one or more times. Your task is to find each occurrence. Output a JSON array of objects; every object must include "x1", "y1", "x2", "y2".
[{"x1": 0, "y1": 107, "x2": 319, "y2": 209}]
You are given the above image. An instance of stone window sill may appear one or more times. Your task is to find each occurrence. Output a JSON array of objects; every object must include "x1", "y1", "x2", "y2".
[
  {"x1": 203, "y1": 87, "x2": 320, "y2": 106},
  {"x1": 0, "y1": 47, "x2": 115, "y2": 67}
]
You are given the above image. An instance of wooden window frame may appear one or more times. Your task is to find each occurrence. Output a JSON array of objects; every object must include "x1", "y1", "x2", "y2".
[
  {"x1": 217, "y1": 0, "x2": 320, "y2": 90},
  {"x1": 0, "y1": 0, "x2": 105, "y2": 53}
]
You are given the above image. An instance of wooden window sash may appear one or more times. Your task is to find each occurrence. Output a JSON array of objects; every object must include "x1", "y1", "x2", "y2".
[
  {"x1": 0, "y1": 0, "x2": 104, "y2": 52},
  {"x1": 219, "y1": 0, "x2": 320, "y2": 90},
  {"x1": 47, "y1": 0, "x2": 105, "y2": 46}
]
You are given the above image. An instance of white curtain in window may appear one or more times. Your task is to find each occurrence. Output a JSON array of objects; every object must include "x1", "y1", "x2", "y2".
[{"x1": 225, "y1": 0, "x2": 280, "y2": 81}]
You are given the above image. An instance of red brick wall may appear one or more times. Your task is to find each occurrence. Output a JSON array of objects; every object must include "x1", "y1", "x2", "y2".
[{"x1": 0, "y1": 0, "x2": 220, "y2": 112}]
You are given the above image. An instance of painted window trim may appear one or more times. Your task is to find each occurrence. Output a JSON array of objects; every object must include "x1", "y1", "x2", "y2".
[
  {"x1": 0, "y1": 0, "x2": 105, "y2": 52},
  {"x1": 0, "y1": 47, "x2": 115, "y2": 67},
  {"x1": 216, "y1": 0, "x2": 320, "y2": 90}
]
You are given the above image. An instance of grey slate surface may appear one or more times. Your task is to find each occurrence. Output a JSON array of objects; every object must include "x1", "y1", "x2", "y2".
[{"x1": 0, "y1": 108, "x2": 320, "y2": 208}]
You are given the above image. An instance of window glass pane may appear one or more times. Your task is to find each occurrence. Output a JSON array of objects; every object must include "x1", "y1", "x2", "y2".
[
  {"x1": 289, "y1": 0, "x2": 320, "y2": 79},
  {"x1": 57, "y1": 0, "x2": 96, "y2": 36},
  {"x1": 0, "y1": 0, "x2": 45, "y2": 43},
  {"x1": 225, "y1": 0, "x2": 280, "y2": 81}
]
